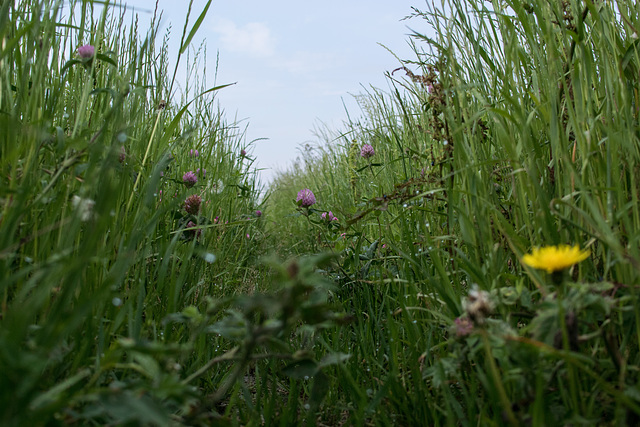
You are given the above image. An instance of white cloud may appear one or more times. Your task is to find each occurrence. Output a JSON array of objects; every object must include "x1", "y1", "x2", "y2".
[{"x1": 211, "y1": 19, "x2": 275, "y2": 58}]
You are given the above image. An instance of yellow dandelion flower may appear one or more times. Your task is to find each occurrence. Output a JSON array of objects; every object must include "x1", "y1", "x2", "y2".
[{"x1": 522, "y1": 245, "x2": 590, "y2": 273}]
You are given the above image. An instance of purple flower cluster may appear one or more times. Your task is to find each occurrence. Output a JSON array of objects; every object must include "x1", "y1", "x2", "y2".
[
  {"x1": 184, "y1": 194, "x2": 202, "y2": 215},
  {"x1": 296, "y1": 188, "x2": 316, "y2": 208},
  {"x1": 321, "y1": 211, "x2": 338, "y2": 222},
  {"x1": 186, "y1": 221, "x2": 202, "y2": 239},
  {"x1": 360, "y1": 144, "x2": 375, "y2": 159},
  {"x1": 182, "y1": 171, "x2": 197, "y2": 188},
  {"x1": 196, "y1": 168, "x2": 206, "y2": 178},
  {"x1": 454, "y1": 316, "x2": 473, "y2": 337},
  {"x1": 255, "y1": 210, "x2": 262, "y2": 217},
  {"x1": 190, "y1": 149, "x2": 199, "y2": 157},
  {"x1": 77, "y1": 44, "x2": 95, "y2": 59}
]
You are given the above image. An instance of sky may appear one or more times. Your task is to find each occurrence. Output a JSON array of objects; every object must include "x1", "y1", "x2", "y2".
[{"x1": 122, "y1": 0, "x2": 430, "y2": 184}]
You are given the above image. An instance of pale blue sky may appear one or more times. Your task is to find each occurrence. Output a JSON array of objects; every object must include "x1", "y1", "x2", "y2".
[{"x1": 123, "y1": 0, "x2": 428, "y2": 183}]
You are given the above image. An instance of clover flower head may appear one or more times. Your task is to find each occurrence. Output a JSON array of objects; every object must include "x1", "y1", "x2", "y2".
[
  {"x1": 190, "y1": 149, "x2": 199, "y2": 157},
  {"x1": 522, "y1": 245, "x2": 590, "y2": 273},
  {"x1": 454, "y1": 316, "x2": 474, "y2": 337},
  {"x1": 360, "y1": 144, "x2": 375, "y2": 159},
  {"x1": 255, "y1": 210, "x2": 262, "y2": 217},
  {"x1": 77, "y1": 44, "x2": 95, "y2": 59},
  {"x1": 321, "y1": 211, "x2": 338, "y2": 222},
  {"x1": 182, "y1": 171, "x2": 197, "y2": 188},
  {"x1": 186, "y1": 221, "x2": 202, "y2": 239},
  {"x1": 296, "y1": 188, "x2": 316, "y2": 208},
  {"x1": 184, "y1": 194, "x2": 202, "y2": 215},
  {"x1": 240, "y1": 149, "x2": 247, "y2": 157}
]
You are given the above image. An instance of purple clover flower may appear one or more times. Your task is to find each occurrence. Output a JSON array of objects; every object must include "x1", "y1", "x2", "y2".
[
  {"x1": 296, "y1": 188, "x2": 316, "y2": 208},
  {"x1": 190, "y1": 149, "x2": 199, "y2": 157},
  {"x1": 186, "y1": 221, "x2": 202, "y2": 239},
  {"x1": 77, "y1": 44, "x2": 95, "y2": 59},
  {"x1": 454, "y1": 316, "x2": 474, "y2": 337},
  {"x1": 360, "y1": 144, "x2": 375, "y2": 159},
  {"x1": 182, "y1": 171, "x2": 197, "y2": 188},
  {"x1": 255, "y1": 210, "x2": 262, "y2": 217},
  {"x1": 321, "y1": 211, "x2": 338, "y2": 222},
  {"x1": 184, "y1": 194, "x2": 202, "y2": 215},
  {"x1": 240, "y1": 149, "x2": 247, "y2": 157}
]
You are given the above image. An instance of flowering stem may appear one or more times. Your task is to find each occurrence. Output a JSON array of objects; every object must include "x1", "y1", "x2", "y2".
[
  {"x1": 556, "y1": 284, "x2": 582, "y2": 414},
  {"x1": 480, "y1": 330, "x2": 518, "y2": 426}
]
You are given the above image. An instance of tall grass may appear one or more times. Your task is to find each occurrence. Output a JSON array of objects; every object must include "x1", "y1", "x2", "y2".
[
  {"x1": 0, "y1": 1, "x2": 331, "y2": 425},
  {"x1": 268, "y1": 0, "x2": 640, "y2": 424},
  {"x1": 4, "y1": 0, "x2": 640, "y2": 424}
]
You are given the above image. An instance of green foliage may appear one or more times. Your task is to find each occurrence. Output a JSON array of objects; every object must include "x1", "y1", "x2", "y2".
[
  {"x1": 4, "y1": 0, "x2": 640, "y2": 424},
  {"x1": 0, "y1": 0, "x2": 316, "y2": 425},
  {"x1": 267, "y1": 0, "x2": 640, "y2": 424}
]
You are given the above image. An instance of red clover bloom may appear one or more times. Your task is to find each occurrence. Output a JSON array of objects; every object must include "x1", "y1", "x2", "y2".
[
  {"x1": 182, "y1": 171, "x2": 197, "y2": 188},
  {"x1": 184, "y1": 194, "x2": 202, "y2": 215},
  {"x1": 186, "y1": 221, "x2": 202, "y2": 239},
  {"x1": 321, "y1": 211, "x2": 338, "y2": 222},
  {"x1": 454, "y1": 316, "x2": 474, "y2": 337},
  {"x1": 296, "y1": 188, "x2": 316, "y2": 208},
  {"x1": 360, "y1": 144, "x2": 375, "y2": 159},
  {"x1": 77, "y1": 44, "x2": 95, "y2": 59},
  {"x1": 255, "y1": 210, "x2": 262, "y2": 217}
]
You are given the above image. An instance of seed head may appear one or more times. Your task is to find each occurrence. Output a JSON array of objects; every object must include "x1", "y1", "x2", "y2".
[{"x1": 462, "y1": 284, "x2": 494, "y2": 325}]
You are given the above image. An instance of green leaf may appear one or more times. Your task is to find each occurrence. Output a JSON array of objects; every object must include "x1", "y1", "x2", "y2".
[
  {"x1": 307, "y1": 371, "x2": 330, "y2": 412},
  {"x1": 180, "y1": 0, "x2": 213, "y2": 54},
  {"x1": 29, "y1": 368, "x2": 91, "y2": 410},
  {"x1": 318, "y1": 352, "x2": 351, "y2": 368},
  {"x1": 281, "y1": 359, "x2": 319, "y2": 379},
  {"x1": 95, "y1": 53, "x2": 117, "y2": 67}
]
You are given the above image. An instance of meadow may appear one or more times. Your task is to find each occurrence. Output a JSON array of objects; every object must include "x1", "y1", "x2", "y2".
[{"x1": 1, "y1": 0, "x2": 640, "y2": 425}]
